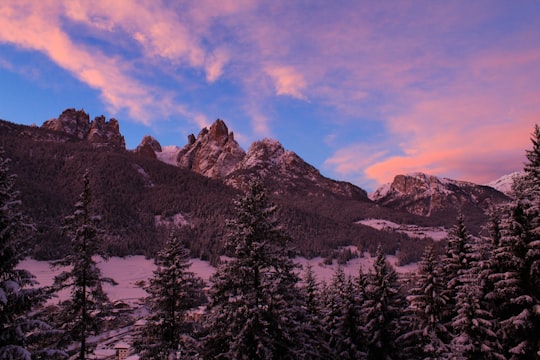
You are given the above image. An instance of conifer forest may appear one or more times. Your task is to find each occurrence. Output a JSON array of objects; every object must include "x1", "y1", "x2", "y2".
[{"x1": 1, "y1": 125, "x2": 540, "y2": 359}]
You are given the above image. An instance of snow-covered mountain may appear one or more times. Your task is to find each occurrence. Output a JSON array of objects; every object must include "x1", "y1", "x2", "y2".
[
  {"x1": 370, "y1": 172, "x2": 509, "y2": 218},
  {"x1": 485, "y1": 171, "x2": 523, "y2": 196}
]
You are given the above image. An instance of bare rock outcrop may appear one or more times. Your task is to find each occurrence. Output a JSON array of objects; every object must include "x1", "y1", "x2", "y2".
[
  {"x1": 42, "y1": 109, "x2": 125, "y2": 149},
  {"x1": 135, "y1": 135, "x2": 162, "y2": 158},
  {"x1": 371, "y1": 172, "x2": 509, "y2": 217},
  {"x1": 176, "y1": 119, "x2": 245, "y2": 178}
]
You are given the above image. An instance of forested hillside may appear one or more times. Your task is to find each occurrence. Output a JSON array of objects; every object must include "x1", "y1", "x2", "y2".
[{"x1": 0, "y1": 119, "x2": 429, "y2": 263}]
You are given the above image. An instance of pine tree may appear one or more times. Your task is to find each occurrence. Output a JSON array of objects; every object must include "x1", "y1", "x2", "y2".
[
  {"x1": 522, "y1": 124, "x2": 540, "y2": 303},
  {"x1": 485, "y1": 125, "x2": 540, "y2": 359},
  {"x1": 440, "y1": 213, "x2": 471, "y2": 330},
  {"x1": 201, "y1": 179, "x2": 307, "y2": 359},
  {"x1": 363, "y1": 245, "x2": 404, "y2": 360},
  {"x1": 322, "y1": 266, "x2": 364, "y2": 359},
  {"x1": 52, "y1": 171, "x2": 116, "y2": 359},
  {"x1": 450, "y1": 235, "x2": 504, "y2": 360},
  {"x1": 135, "y1": 230, "x2": 205, "y2": 359},
  {"x1": 400, "y1": 245, "x2": 449, "y2": 359},
  {"x1": 300, "y1": 263, "x2": 332, "y2": 359},
  {"x1": 0, "y1": 151, "x2": 66, "y2": 359}
]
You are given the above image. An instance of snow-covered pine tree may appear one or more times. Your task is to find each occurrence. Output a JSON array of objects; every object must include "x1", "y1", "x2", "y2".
[
  {"x1": 485, "y1": 124, "x2": 540, "y2": 359},
  {"x1": 440, "y1": 213, "x2": 471, "y2": 330},
  {"x1": 52, "y1": 170, "x2": 116, "y2": 359},
  {"x1": 300, "y1": 263, "x2": 332, "y2": 359},
  {"x1": 321, "y1": 266, "x2": 364, "y2": 359},
  {"x1": 399, "y1": 245, "x2": 449, "y2": 359},
  {"x1": 521, "y1": 124, "x2": 540, "y2": 302},
  {"x1": 449, "y1": 233, "x2": 504, "y2": 360},
  {"x1": 201, "y1": 179, "x2": 307, "y2": 359},
  {"x1": 0, "y1": 151, "x2": 66, "y2": 359},
  {"x1": 363, "y1": 245, "x2": 404, "y2": 360},
  {"x1": 134, "y1": 230, "x2": 205, "y2": 359}
]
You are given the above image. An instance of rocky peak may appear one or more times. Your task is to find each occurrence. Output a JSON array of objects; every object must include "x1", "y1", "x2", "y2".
[
  {"x1": 174, "y1": 120, "x2": 367, "y2": 200},
  {"x1": 208, "y1": 119, "x2": 229, "y2": 143},
  {"x1": 140, "y1": 135, "x2": 162, "y2": 152},
  {"x1": 176, "y1": 119, "x2": 245, "y2": 178},
  {"x1": 372, "y1": 172, "x2": 509, "y2": 217},
  {"x1": 135, "y1": 135, "x2": 162, "y2": 158},
  {"x1": 238, "y1": 138, "x2": 286, "y2": 168},
  {"x1": 42, "y1": 108, "x2": 125, "y2": 149},
  {"x1": 226, "y1": 138, "x2": 368, "y2": 200},
  {"x1": 43, "y1": 108, "x2": 91, "y2": 139}
]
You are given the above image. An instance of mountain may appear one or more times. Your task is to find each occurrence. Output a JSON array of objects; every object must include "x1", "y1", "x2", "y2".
[
  {"x1": 485, "y1": 171, "x2": 523, "y2": 196},
  {"x1": 167, "y1": 119, "x2": 368, "y2": 201},
  {"x1": 225, "y1": 138, "x2": 368, "y2": 199},
  {"x1": 42, "y1": 108, "x2": 125, "y2": 150},
  {"x1": 0, "y1": 109, "x2": 516, "y2": 264},
  {"x1": 0, "y1": 109, "x2": 435, "y2": 265},
  {"x1": 135, "y1": 135, "x2": 162, "y2": 159},
  {"x1": 176, "y1": 119, "x2": 246, "y2": 179},
  {"x1": 371, "y1": 172, "x2": 509, "y2": 231}
]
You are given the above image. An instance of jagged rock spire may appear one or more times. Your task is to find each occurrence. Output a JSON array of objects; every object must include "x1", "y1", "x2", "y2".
[
  {"x1": 176, "y1": 119, "x2": 246, "y2": 178},
  {"x1": 42, "y1": 108, "x2": 125, "y2": 150}
]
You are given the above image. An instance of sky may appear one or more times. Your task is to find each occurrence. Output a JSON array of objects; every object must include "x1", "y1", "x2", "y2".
[{"x1": 0, "y1": 1, "x2": 539, "y2": 192}]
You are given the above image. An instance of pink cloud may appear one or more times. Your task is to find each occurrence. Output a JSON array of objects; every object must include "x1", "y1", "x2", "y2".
[
  {"x1": 265, "y1": 66, "x2": 308, "y2": 100},
  {"x1": 0, "y1": 0, "x2": 211, "y2": 126},
  {"x1": 1, "y1": 0, "x2": 539, "y2": 189},
  {"x1": 362, "y1": 89, "x2": 538, "y2": 186}
]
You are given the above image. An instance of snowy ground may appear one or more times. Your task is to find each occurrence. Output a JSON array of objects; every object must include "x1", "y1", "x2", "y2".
[
  {"x1": 18, "y1": 253, "x2": 417, "y2": 359},
  {"x1": 358, "y1": 218, "x2": 448, "y2": 241},
  {"x1": 19, "y1": 251, "x2": 417, "y2": 304}
]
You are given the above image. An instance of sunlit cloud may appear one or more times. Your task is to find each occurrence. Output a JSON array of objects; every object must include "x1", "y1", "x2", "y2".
[
  {"x1": 324, "y1": 145, "x2": 389, "y2": 175},
  {"x1": 265, "y1": 66, "x2": 308, "y2": 100},
  {"x1": 0, "y1": 0, "x2": 217, "y2": 127},
  {"x1": 1, "y1": 0, "x2": 539, "y2": 189},
  {"x1": 243, "y1": 104, "x2": 272, "y2": 138}
]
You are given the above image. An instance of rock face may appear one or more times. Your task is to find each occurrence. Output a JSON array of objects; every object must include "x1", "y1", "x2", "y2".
[
  {"x1": 225, "y1": 138, "x2": 368, "y2": 199},
  {"x1": 42, "y1": 108, "x2": 91, "y2": 139},
  {"x1": 42, "y1": 109, "x2": 125, "y2": 149},
  {"x1": 176, "y1": 119, "x2": 246, "y2": 178},
  {"x1": 135, "y1": 135, "x2": 162, "y2": 158},
  {"x1": 173, "y1": 120, "x2": 368, "y2": 200},
  {"x1": 371, "y1": 172, "x2": 509, "y2": 217}
]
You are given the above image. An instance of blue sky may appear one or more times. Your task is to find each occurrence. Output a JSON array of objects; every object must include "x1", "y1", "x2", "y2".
[{"x1": 1, "y1": 1, "x2": 539, "y2": 192}]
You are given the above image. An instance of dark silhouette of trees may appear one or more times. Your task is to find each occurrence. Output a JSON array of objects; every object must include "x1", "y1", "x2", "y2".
[{"x1": 52, "y1": 171, "x2": 116, "y2": 359}]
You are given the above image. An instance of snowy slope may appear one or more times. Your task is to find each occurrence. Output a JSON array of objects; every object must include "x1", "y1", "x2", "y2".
[
  {"x1": 19, "y1": 253, "x2": 417, "y2": 304},
  {"x1": 155, "y1": 145, "x2": 181, "y2": 166},
  {"x1": 485, "y1": 171, "x2": 523, "y2": 196},
  {"x1": 358, "y1": 219, "x2": 448, "y2": 241}
]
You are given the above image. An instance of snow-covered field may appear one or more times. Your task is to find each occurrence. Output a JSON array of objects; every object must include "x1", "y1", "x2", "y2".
[
  {"x1": 358, "y1": 218, "x2": 448, "y2": 241},
  {"x1": 19, "y1": 252, "x2": 417, "y2": 304},
  {"x1": 17, "y1": 253, "x2": 417, "y2": 358}
]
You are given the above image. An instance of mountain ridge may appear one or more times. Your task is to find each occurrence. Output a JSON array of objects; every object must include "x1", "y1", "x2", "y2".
[{"x1": 0, "y1": 108, "x2": 514, "y2": 263}]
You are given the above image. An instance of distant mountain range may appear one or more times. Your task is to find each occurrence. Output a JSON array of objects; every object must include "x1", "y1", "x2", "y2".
[{"x1": 0, "y1": 109, "x2": 512, "y2": 263}]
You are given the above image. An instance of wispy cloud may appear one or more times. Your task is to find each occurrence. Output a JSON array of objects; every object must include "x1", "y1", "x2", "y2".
[
  {"x1": 0, "y1": 0, "x2": 220, "y2": 126},
  {"x1": 0, "y1": 0, "x2": 538, "y2": 189},
  {"x1": 265, "y1": 66, "x2": 308, "y2": 100}
]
